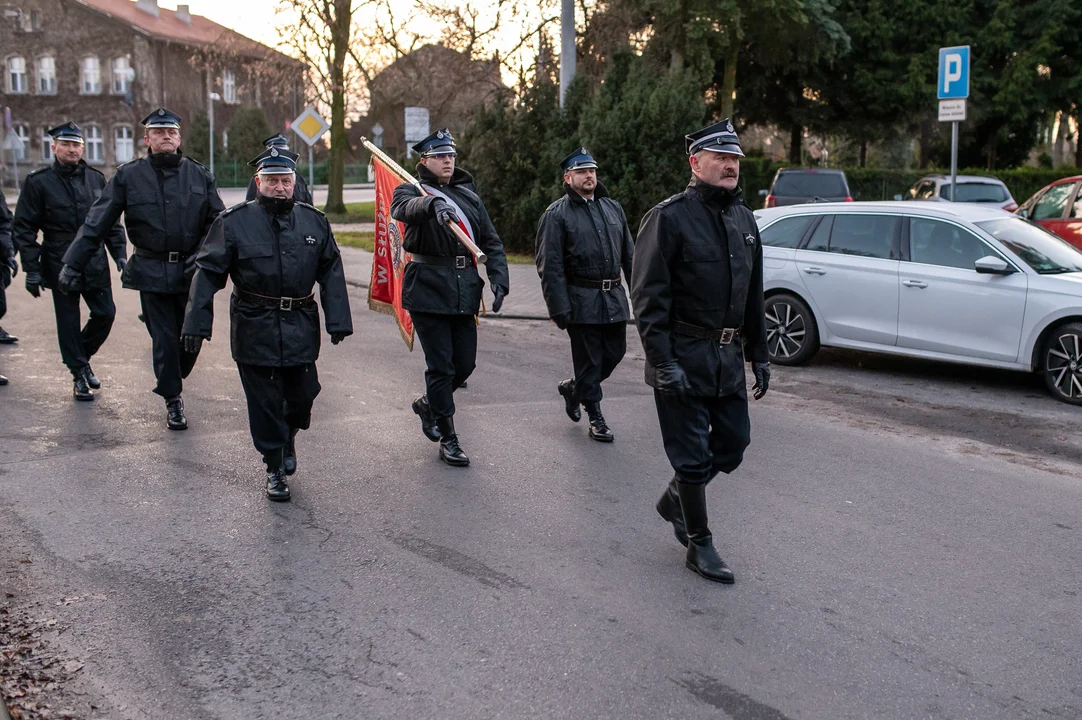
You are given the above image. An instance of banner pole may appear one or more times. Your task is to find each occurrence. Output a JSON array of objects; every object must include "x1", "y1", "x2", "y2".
[{"x1": 359, "y1": 137, "x2": 487, "y2": 264}]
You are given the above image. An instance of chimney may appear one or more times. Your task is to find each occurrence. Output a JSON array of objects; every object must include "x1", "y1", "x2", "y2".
[
  {"x1": 135, "y1": 0, "x2": 159, "y2": 17},
  {"x1": 176, "y1": 4, "x2": 191, "y2": 24}
]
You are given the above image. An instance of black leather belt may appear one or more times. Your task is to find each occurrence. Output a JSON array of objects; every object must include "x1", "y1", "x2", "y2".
[
  {"x1": 673, "y1": 320, "x2": 740, "y2": 345},
  {"x1": 233, "y1": 288, "x2": 315, "y2": 311},
  {"x1": 410, "y1": 253, "x2": 472, "y2": 269},
  {"x1": 568, "y1": 277, "x2": 621, "y2": 291},
  {"x1": 135, "y1": 249, "x2": 189, "y2": 263}
]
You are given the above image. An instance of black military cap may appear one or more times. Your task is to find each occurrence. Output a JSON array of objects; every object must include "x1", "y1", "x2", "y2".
[
  {"x1": 263, "y1": 133, "x2": 290, "y2": 150},
  {"x1": 412, "y1": 128, "x2": 456, "y2": 157},
  {"x1": 142, "y1": 107, "x2": 182, "y2": 129},
  {"x1": 47, "y1": 122, "x2": 84, "y2": 144},
  {"x1": 561, "y1": 147, "x2": 598, "y2": 172},
  {"x1": 685, "y1": 118, "x2": 744, "y2": 157},
  {"x1": 249, "y1": 146, "x2": 299, "y2": 175}
]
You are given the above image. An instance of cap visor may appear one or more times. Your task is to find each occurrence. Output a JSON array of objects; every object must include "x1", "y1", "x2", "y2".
[
  {"x1": 257, "y1": 168, "x2": 296, "y2": 175},
  {"x1": 700, "y1": 144, "x2": 744, "y2": 157}
]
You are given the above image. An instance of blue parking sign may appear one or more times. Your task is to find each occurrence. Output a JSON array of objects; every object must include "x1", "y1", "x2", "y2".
[{"x1": 938, "y1": 46, "x2": 970, "y2": 99}]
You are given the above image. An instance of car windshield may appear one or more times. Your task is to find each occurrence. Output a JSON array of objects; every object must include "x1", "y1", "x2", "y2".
[
  {"x1": 940, "y1": 182, "x2": 1009, "y2": 203},
  {"x1": 773, "y1": 173, "x2": 848, "y2": 197},
  {"x1": 976, "y1": 218, "x2": 1082, "y2": 274}
]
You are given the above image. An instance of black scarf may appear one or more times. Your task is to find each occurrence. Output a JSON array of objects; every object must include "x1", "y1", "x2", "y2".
[{"x1": 149, "y1": 150, "x2": 183, "y2": 169}]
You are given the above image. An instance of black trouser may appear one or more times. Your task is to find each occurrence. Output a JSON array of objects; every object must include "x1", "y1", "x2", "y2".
[
  {"x1": 411, "y1": 312, "x2": 477, "y2": 420},
  {"x1": 237, "y1": 363, "x2": 321, "y2": 457},
  {"x1": 567, "y1": 323, "x2": 627, "y2": 403},
  {"x1": 51, "y1": 287, "x2": 115, "y2": 375},
  {"x1": 653, "y1": 389, "x2": 751, "y2": 485},
  {"x1": 139, "y1": 291, "x2": 199, "y2": 398},
  {"x1": 0, "y1": 264, "x2": 9, "y2": 321}
]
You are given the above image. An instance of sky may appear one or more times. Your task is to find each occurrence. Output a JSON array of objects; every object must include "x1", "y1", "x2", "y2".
[{"x1": 156, "y1": 1, "x2": 284, "y2": 46}]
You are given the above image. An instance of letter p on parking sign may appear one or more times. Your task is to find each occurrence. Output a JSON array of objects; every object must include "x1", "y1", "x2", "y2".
[{"x1": 938, "y1": 46, "x2": 970, "y2": 100}]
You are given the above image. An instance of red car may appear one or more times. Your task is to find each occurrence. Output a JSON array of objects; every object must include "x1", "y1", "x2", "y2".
[{"x1": 1015, "y1": 175, "x2": 1082, "y2": 249}]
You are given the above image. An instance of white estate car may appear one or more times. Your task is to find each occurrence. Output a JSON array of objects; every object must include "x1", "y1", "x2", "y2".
[{"x1": 753, "y1": 201, "x2": 1082, "y2": 404}]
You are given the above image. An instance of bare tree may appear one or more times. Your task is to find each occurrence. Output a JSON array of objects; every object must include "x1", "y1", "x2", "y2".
[{"x1": 276, "y1": 0, "x2": 370, "y2": 213}]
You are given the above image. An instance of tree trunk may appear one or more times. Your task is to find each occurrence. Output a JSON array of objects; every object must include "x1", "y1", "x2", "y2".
[
  {"x1": 669, "y1": 0, "x2": 687, "y2": 73},
  {"x1": 919, "y1": 119, "x2": 932, "y2": 168},
  {"x1": 719, "y1": 39, "x2": 739, "y2": 120},
  {"x1": 325, "y1": 0, "x2": 352, "y2": 215},
  {"x1": 1075, "y1": 114, "x2": 1082, "y2": 168},
  {"x1": 789, "y1": 123, "x2": 802, "y2": 164},
  {"x1": 1053, "y1": 111, "x2": 1069, "y2": 167},
  {"x1": 859, "y1": 139, "x2": 868, "y2": 168}
]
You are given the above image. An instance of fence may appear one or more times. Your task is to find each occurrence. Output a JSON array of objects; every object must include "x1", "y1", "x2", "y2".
[{"x1": 209, "y1": 162, "x2": 372, "y2": 188}]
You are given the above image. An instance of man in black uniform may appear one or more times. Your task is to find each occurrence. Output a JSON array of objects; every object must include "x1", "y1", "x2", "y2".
[
  {"x1": 62, "y1": 108, "x2": 225, "y2": 429},
  {"x1": 536, "y1": 147, "x2": 634, "y2": 442},
  {"x1": 0, "y1": 188, "x2": 17, "y2": 352},
  {"x1": 13, "y1": 123, "x2": 127, "y2": 401},
  {"x1": 244, "y1": 133, "x2": 313, "y2": 205},
  {"x1": 631, "y1": 119, "x2": 770, "y2": 584},
  {"x1": 391, "y1": 128, "x2": 509, "y2": 467},
  {"x1": 181, "y1": 147, "x2": 352, "y2": 501}
]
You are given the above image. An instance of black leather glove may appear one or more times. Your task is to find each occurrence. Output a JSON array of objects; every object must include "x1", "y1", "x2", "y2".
[
  {"x1": 182, "y1": 335, "x2": 204, "y2": 355},
  {"x1": 433, "y1": 199, "x2": 459, "y2": 226},
  {"x1": 116, "y1": 257, "x2": 128, "y2": 273},
  {"x1": 5, "y1": 254, "x2": 17, "y2": 277},
  {"x1": 56, "y1": 265, "x2": 81, "y2": 295},
  {"x1": 552, "y1": 312, "x2": 571, "y2": 330},
  {"x1": 24, "y1": 271, "x2": 41, "y2": 298},
  {"x1": 654, "y1": 360, "x2": 692, "y2": 395},
  {"x1": 491, "y1": 285, "x2": 507, "y2": 314},
  {"x1": 330, "y1": 332, "x2": 348, "y2": 345},
  {"x1": 752, "y1": 361, "x2": 771, "y2": 400}
]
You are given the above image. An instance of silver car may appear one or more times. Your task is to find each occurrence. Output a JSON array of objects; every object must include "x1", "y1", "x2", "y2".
[
  {"x1": 904, "y1": 174, "x2": 1018, "y2": 212},
  {"x1": 754, "y1": 202, "x2": 1082, "y2": 404}
]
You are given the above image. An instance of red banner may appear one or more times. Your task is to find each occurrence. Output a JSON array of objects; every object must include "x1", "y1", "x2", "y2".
[{"x1": 368, "y1": 157, "x2": 415, "y2": 350}]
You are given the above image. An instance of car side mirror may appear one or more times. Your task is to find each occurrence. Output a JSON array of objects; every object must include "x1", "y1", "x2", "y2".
[
  {"x1": 758, "y1": 189, "x2": 769, "y2": 197},
  {"x1": 1016, "y1": 207, "x2": 1029, "y2": 219},
  {"x1": 974, "y1": 256, "x2": 1014, "y2": 275},
  {"x1": 894, "y1": 194, "x2": 904, "y2": 201}
]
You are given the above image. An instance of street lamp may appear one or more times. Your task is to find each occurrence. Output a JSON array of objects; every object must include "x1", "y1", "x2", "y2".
[{"x1": 208, "y1": 92, "x2": 221, "y2": 175}]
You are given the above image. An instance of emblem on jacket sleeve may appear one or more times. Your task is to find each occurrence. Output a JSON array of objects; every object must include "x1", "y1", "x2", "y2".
[
  {"x1": 744, "y1": 233, "x2": 755, "y2": 245},
  {"x1": 304, "y1": 235, "x2": 317, "y2": 245}
]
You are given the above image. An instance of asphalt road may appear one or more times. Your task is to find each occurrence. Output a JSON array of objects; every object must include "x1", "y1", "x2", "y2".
[{"x1": 1, "y1": 278, "x2": 1080, "y2": 719}]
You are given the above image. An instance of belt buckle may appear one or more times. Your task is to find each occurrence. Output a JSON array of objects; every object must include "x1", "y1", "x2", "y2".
[
  {"x1": 168, "y1": 252, "x2": 180, "y2": 263},
  {"x1": 279, "y1": 297, "x2": 293, "y2": 311},
  {"x1": 455, "y1": 256, "x2": 467, "y2": 269},
  {"x1": 601, "y1": 279, "x2": 613, "y2": 291},
  {"x1": 719, "y1": 328, "x2": 735, "y2": 345}
]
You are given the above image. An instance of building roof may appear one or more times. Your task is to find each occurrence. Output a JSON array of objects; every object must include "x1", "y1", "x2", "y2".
[{"x1": 70, "y1": 0, "x2": 296, "y2": 62}]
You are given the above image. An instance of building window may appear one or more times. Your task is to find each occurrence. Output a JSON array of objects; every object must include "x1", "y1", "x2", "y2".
[
  {"x1": 31, "y1": 10, "x2": 42, "y2": 31},
  {"x1": 114, "y1": 126, "x2": 134, "y2": 163},
  {"x1": 81, "y1": 56, "x2": 101, "y2": 95},
  {"x1": 85, "y1": 125, "x2": 103, "y2": 164},
  {"x1": 37, "y1": 56, "x2": 56, "y2": 95},
  {"x1": 12, "y1": 124, "x2": 29, "y2": 161},
  {"x1": 41, "y1": 127, "x2": 53, "y2": 162},
  {"x1": 7, "y1": 56, "x2": 28, "y2": 94},
  {"x1": 112, "y1": 56, "x2": 133, "y2": 95},
  {"x1": 222, "y1": 69, "x2": 237, "y2": 104}
]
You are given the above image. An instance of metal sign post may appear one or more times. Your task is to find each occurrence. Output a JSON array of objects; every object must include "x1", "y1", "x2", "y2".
[{"x1": 938, "y1": 46, "x2": 970, "y2": 202}]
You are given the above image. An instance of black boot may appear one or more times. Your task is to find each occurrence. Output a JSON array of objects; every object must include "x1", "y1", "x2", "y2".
[
  {"x1": 557, "y1": 379, "x2": 581, "y2": 422},
  {"x1": 655, "y1": 476, "x2": 688, "y2": 547},
  {"x1": 73, "y1": 372, "x2": 94, "y2": 401},
  {"x1": 83, "y1": 364, "x2": 101, "y2": 389},
  {"x1": 166, "y1": 396, "x2": 187, "y2": 430},
  {"x1": 0, "y1": 326, "x2": 17, "y2": 344},
  {"x1": 0, "y1": 374, "x2": 8, "y2": 385},
  {"x1": 283, "y1": 428, "x2": 299, "y2": 476},
  {"x1": 264, "y1": 450, "x2": 290, "y2": 501},
  {"x1": 412, "y1": 395, "x2": 441, "y2": 442},
  {"x1": 583, "y1": 401, "x2": 613, "y2": 442},
  {"x1": 436, "y1": 416, "x2": 469, "y2": 467},
  {"x1": 676, "y1": 481, "x2": 734, "y2": 584}
]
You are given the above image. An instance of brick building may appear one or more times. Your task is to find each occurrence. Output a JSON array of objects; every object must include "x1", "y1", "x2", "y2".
[{"x1": 0, "y1": 0, "x2": 305, "y2": 183}]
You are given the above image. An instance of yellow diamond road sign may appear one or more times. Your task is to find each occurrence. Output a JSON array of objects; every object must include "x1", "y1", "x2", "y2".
[{"x1": 290, "y1": 106, "x2": 329, "y2": 147}]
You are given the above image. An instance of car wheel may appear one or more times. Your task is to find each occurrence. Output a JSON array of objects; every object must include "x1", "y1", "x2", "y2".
[
  {"x1": 765, "y1": 293, "x2": 819, "y2": 365},
  {"x1": 1042, "y1": 322, "x2": 1082, "y2": 405}
]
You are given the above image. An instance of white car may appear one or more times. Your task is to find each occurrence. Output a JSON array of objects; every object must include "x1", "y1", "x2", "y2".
[
  {"x1": 753, "y1": 201, "x2": 1082, "y2": 404},
  {"x1": 903, "y1": 174, "x2": 1018, "y2": 212}
]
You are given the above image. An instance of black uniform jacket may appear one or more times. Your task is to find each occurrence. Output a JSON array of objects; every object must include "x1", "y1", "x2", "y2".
[
  {"x1": 0, "y1": 190, "x2": 12, "y2": 264},
  {"x1": 631, "y1": 180, "x2": 767, "y2": 398},
  {"x1": 245, "y1": 173, "x2": 313, "y2": 205},
  {"x1": 64, "y1": 151, "x2": 225, "y2": 294},
  {"x1": 535, "y1": 182, "x2": 634, "y2": 325},
  {"x1": 390, "y1": 165, "x2": 509, "y2": 315},
  {"x1": 13, "y1": 161, "x2": 126, "y2": 290},
  {"x1": 182, "y1": 199, "x2": 353, "y2": 367}
]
